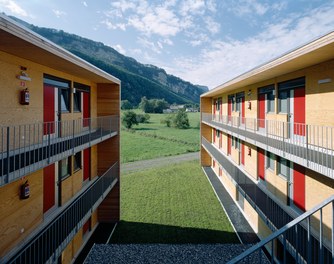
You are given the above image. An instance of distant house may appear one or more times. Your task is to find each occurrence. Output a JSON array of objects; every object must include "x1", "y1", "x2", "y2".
[{"x1": 186, "y1": 107, "x2": 198, "y2": 112}]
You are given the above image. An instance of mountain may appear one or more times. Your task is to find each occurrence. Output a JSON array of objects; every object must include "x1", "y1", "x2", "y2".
[{"x1": 10, "y1": 16, "x2": 208, "y2": 105}]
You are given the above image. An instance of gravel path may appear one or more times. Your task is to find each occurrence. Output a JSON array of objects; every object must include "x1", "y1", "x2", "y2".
[
  {"x1": 85, "y1": 244, "x2": 268, "y2": 264},
  {"x1": 121, "y1": 152, "x2": 199, "y2": 174}
]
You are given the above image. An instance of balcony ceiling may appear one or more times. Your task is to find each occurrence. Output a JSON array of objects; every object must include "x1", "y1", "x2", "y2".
[
  {"x1": 0, "y1": 15, "x2": 120, "y2": 85},
  {"x1": 203, "y1": 31, "x2": 334, "y2": 97}
]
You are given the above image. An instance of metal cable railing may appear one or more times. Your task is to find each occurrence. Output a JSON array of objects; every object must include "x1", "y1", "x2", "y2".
[
  {"x1": 227, "y1": 195, "x2": 334, "y2": 263},
  {"x1": 202, "y1": 137, "x2": 333, "y2": 263},
  {"x1": 202, "y1": 113, "x2": 334, "y2": 179},
  {"x1": 0, "y1": 115, "x2": 118, "y2": 186},
  {"x1": 4, "y1": 162, "x2": 119, "y2": 264}
]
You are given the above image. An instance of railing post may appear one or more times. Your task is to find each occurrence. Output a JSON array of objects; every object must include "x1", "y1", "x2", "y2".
[
  {"x1": 306, "y1": 125, "x2": 309, "y2": 166},
  {"x1": 48, "y1": 123, "x2": 51, "y2": 164},
  {"x1": 332, "y1": 201, "x2": 334, "y2": 264},
  {"x1": 6, "y1": 126, "x2": 9, "y2": 184},
  {"x1": 72, "y1": 120, "x2": 75, "y2": 155}
]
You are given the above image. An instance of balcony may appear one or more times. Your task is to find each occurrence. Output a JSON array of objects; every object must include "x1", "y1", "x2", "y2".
[
  {"x1": 201, "y1": 137, "x2": 332, "y2": 263},
  {"x1": 0, "y1": 116, "x2": 119, "y2": 187},
  {"x1": 202, "y1": 113, "x2": 334, "y2": 179},
  {"x1": 3, "y1": 161, "x2": 119, "y2": 264}
]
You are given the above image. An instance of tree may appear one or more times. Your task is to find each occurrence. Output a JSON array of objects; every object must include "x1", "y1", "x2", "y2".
[
  {"x1": 122, "y1": 111, "x2": 138, "y2": 129},
  {"x1": 136, "y1": 113, "x2": 150, "y2": 123},
  {"x1": 153, "y1": 99, "x2": 168, "y2": 113},
  {"x1": 121, "y1": 100, "x2": 133, "y2": 110},
  {"x1": 139, "y1": 97, "x2": 154, "y2": 113},
  {"x1": 173, "y1": 109, "x2": 190, "y2": 129}
]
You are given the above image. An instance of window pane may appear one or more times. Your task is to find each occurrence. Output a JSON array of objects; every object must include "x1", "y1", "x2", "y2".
[
  {"x1": 279, "y1": 158, "x2": 290, "y2": 178},
  {"x1": 266, "y1": 152, "x2": 275, "y2": 170},
  {"x1": 60, "y1": 158, "x2": 70, "y2": 178},
  {"x1": 61, "y1": 89, "x2": 69, "y2": 112},
  {"x1": 279, "y1": 91, "x2": 288, "y2": 113},
  {"x1": 74, "y1": 152, "x2": 81, "y2": 171},
  {"x1": 267, "y1": 93, "x2": 275, "y2": 113},
  {"x1": 73, "y1": 91, "x2": 81, "y2": 112}
]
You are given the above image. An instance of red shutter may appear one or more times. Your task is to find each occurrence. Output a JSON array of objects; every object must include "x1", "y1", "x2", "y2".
[
  {"x1": 43, "y1": 164, "x2": 55, "y2": 213},
  {"x1": 293, "y1": 164, "x2": 305, "y2": 211},
  {"x1": 258, "y1": 93, "x2": 265, "y2": 128},
  {"x1": 257, "y1": 148, "x2": 265, "y2": 180},
  {"x1": 294, "y1": 87, "x2": 305, "y2": 136},
  {"x1": 43, "y1": 84, "x2": 55, "y2": 135}
]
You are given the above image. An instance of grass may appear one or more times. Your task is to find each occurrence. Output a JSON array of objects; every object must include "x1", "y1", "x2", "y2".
[
  {"x1": 111, "y1": 160, "x2": 239, "y2": 244},
  {"x1": 121, "y1": 110, "x2": 200, "y2": 163}
]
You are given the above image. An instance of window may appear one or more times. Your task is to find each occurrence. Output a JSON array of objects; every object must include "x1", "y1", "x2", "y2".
[
  {"x1": 266, "y1": 92, "x2": 275, "y2": 113},
  {"x1": 278, "y1": 157, "x2": 290, "y2": 179},
  {"x1": 60, "y1": 88, "x2": 70, "y2": 112},
  {"x1": 236, "y1": 92, "x2": 244, "y2": 112},
  {"x1": 216, "y1": 130, "x2": 220, "y2": 138},
  {"x1": 59, "y1": 157, "x2": 71, "y2": 179},
  {"x1": 231, "y1": 136, "x2": 235, "y2": 147},
  {"x1": 73, "y1": 91, "x2": 81, "y2": 112},
  {"x1": 74, "y1": 152, "x2": 82, "y2": 172},
  {"x1": 278, "y1": 90, "x2": 288, "y2": 113},
  {"x1": 266, "y1": 152, "x2": 275, "y2": 171}
]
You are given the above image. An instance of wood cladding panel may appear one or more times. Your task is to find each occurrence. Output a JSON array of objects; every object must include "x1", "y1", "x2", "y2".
[
  {"x1": 0, "y1": 170, "x2": 43, "y2": 257},
  {"x1": 97, "y1": 83, "x2": 120, "y2": 117},
  {"x1": 98, "y1": 182, "x2": 120, "y2": 223},
  {"x1": 97, "y1": 136, "x2": 119, "y2": 175},
  {"x1": 201, "y1": 146, "x2": 211, "y2": 167}
]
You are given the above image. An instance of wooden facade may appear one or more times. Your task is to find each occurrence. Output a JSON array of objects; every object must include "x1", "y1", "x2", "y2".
[
  {"x1": 201, "y1": 31, "x2": 334, "y2": 256},
  {"x1": 0, "y1": 15, "x2": 120, "y2": 264}
]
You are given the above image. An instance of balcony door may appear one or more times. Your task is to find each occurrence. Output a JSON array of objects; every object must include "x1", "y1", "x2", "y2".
[{"x1": 291, "y1": 163, "x2": 305, "y2": 211}]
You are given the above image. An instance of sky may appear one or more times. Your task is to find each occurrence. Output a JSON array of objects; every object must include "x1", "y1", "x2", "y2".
[{"x1": 1, "y1": 0, "x2": 334, "y2": 89}]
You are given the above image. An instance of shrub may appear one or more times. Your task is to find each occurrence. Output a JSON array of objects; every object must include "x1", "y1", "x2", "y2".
[
  {"x1": 173, "y1": 109, "x2": 190, "y2": 129},
  {"x1": 136, "y1": 113, "x2": 150, "y2": 123},
  {"x1": 122, "y1": 111, "x2": 138, "y2": 129},
  {"x1": 121, "y1": 100, "x2": 133, "y2": 110}
]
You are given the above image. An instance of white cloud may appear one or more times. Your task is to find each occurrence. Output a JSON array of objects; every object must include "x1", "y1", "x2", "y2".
[
  {"x1": 82, "y1": 1, "x2": 88, "y2": 7},
  {"x1": 53, "y1": 9, "x2": 66, "y2": 18},
  {"x1": 167, "y1": 2, "x2": 334, "y2": 88},
  {"x1": 128, "y1": 6, "x2": 181, "y2": 37},
  {"x1": 179, "y1": 0, "x2": 206, "y2": 16},
  {"x1": 0, "y1": 0, "x2": 28, "y2": 16},
  {"x1": 229, "y1": 0, "x2": 286, "y2": 17},
  {"x1": 113, "y1": 44, "x2": 126, "y2": 54},
  {"x1": 204, "y1": 16, "x2": 220, "y2": 34},
  {"x1": 102, "y1": 19, "x2": 126, "y2": 31}
]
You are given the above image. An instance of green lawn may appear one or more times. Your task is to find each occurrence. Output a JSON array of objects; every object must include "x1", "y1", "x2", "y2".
[
  {"x1": 111, "y1": 160, "x2": 239, "y2": 244},
  {"x1": 121, "y1": 111, "x2": 200, "y2": 163}
]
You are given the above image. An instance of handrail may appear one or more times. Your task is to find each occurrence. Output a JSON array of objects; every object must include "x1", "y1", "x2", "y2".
[
  {"x1": 0, "y1": 115, "x2": 118, "y2": 186},
  {"x1": 4, "y1": 161, "x2": 119, "y2": 264},
  {"x1": 227, "y1": 195, "x2": 334, "y2": 263},
  {"x1": 202, "y1": 112, "x2": 334, "y2": 179}
]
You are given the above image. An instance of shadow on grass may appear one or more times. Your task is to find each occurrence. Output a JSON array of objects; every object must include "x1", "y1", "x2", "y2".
[
  {"x1": 134, "y1": 128, "x2": 157, "y2": 131},
  {"x1": 110, "y1": 221, "x2": 241, "y2": 244}
]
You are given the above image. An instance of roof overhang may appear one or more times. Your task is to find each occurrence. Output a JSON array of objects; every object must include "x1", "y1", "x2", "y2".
[
  {"x1": 0, "y1": 14, "x2": 120, "y2": 85},
  {"x1": 202, "y1": 31, "x2": 334, "y2": 98}
]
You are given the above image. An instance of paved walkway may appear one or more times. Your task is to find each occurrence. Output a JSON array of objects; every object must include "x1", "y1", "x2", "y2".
[
  {"x1": 121, "y1": 152, "x2": 200, "y2": 174},
  {"x1": 203, "y1": 166, "x2": 259, "y2": 244}
]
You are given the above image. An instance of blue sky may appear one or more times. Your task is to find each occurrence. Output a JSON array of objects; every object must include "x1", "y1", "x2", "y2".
[{"x1": 1, "y1": 0, "x2": 334, "y2": 89}]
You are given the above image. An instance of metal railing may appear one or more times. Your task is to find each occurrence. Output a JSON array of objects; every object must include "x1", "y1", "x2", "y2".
[
  {"x1": 201, "y1": 137, "x2": 333, "y2": 263},
  {"x1": 0, "y1": 115, "x2": 118, "y2": 186},
  {"x1": 4, "y1": 162, "x2": 119, "y2": 264},
  {"x1": 227, "y1": 195, "x2": 334, "y2": 263},
  {"x1": 202, "y1": 113, "x2": 334, "y2": 179}
]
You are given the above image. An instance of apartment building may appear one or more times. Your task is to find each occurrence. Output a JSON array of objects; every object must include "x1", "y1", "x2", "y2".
[
  {"x1": 0, "y1": 15, "x2": 120, "y2": 263},
  {"x1": 201, "y1": 32, "x2": 334, "y2": 262}
]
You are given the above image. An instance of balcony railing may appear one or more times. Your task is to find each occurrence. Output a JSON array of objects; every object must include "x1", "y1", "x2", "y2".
[
  {"x1": 202, "y1": 113, "x2": 334, "y2": 179},
  {"x1": 4, "y1": 162, "x2": 119, "y2": 264},
  {"x1": 202, "y1": 137, "x2": 332, "y2": 263},
  {"x1": 227, "y1": 195, "x2": 334, "y2": 263},
  {"x1": 0, "y1": 115, "x2": 118, "y2": 186}
]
